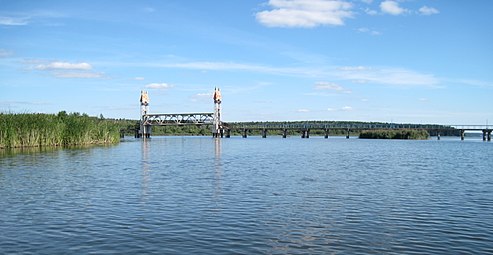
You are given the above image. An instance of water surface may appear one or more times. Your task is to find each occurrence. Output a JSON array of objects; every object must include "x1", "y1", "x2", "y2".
[{"x1": 1, "y1": 137, "x2": 492, "y2": 254}]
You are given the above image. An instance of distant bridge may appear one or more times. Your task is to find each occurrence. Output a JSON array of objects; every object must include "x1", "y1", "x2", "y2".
[
  {"x1": 135, "y1": 90, "x2": 491, "y2": 141},
  {"x1": 222, "y1": 122, "x2": 492, "y2": 141}
]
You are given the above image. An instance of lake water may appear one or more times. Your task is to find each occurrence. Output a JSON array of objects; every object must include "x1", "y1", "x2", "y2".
[{"x1": 1, "y1": 136, "x2": 492, "y2": 254}]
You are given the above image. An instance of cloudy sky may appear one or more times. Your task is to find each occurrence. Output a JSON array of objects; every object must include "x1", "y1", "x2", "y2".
[{"x1": 1, "y1": 0, "x2": 492, "y2": 124}]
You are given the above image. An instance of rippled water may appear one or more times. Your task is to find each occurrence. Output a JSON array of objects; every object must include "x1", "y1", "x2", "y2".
[{"x1": 1, "y1": 136, "x2": 492, "y2": 254}]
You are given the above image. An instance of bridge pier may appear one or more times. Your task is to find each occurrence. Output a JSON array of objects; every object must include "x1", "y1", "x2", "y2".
[
  {"x1": 140, "y1": 124, "x2": 151, "y2": 138},
  {"x1": 242, "y1": 129, "x2": 248, "y2": 138},
  {"x1": 282, "y1": 129, "x2": 287, "y2": 138},
  {"x1": 324, "y1": 129, "x2": 329, "y2": 139},
  {"x1": 262, "y1": 129, "x2": 267, "y2": 138},
  {"x1": 437, "y1": 131, "x2": 440, "y2": 140},
  {"x1": 346, "y1": 128, "x2": 350, "y2": 139},
  {"x1": 460, "y1": 130, "x2": 465, "y2": 140},
  {"x1": 301, "y1": 129, "x2": 310, "y2": 138},
  {"x1": 482, "y1": 130, "x2": 491, "y2": 141},
  {"x1": 225, "y1": 129, "x2": 231, "y2": 138}
]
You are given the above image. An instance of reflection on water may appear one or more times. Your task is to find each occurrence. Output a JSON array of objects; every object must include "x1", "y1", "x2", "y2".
[
  {"x1": 214, "y1": 137, "x2": 222, "y2": 199},
  {"x1": 0, "y1": 137, "x2": 492, "y2": 254},
  {"x1": 141, "y1": 140, "x2": 151, "y2": 201}
]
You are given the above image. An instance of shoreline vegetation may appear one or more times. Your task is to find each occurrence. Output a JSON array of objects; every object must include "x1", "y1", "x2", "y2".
[
  {"x1": 2, "y1": 112, "x2": 447, "y2": 149},
  {"x1": 359, "y1": 129, "x2": 429, "y2": 140},
  {"x1": 1, "y1": 112, "x2": 121, "y2": 149}
]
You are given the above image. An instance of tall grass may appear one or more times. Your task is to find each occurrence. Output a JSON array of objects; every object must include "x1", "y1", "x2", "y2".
[{"x1": 0, "y1": 111, "x2": 120, "y2": 149}]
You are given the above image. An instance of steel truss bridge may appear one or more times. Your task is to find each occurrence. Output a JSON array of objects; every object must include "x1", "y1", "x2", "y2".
[{"x1": 142, "y1": 113, "x2": 215, "y2": 126}]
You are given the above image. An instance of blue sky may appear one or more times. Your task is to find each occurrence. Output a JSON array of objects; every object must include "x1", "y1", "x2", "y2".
[{"x1": 1, "y1": 0, "x2": 492, "y2": 124}]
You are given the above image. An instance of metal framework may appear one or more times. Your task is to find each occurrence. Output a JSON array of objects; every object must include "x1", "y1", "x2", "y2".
[
  {"x1": 137, "y1": 88, "x2": 223, "y2": 138},
  {"x1": 142, "y1": 113, "x2": 214, "y2": 126}
]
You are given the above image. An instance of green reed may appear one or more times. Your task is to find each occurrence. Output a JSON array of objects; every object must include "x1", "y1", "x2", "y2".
[{"x1": 0, "y1": 112, "x2": 120, "y2": 149}]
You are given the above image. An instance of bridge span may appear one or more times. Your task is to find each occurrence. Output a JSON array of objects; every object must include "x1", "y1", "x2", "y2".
[{"x1": 136, "y1": 89, "x2": 491, "y2": 141}]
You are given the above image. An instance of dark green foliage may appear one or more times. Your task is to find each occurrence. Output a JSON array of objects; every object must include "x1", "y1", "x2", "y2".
[
  {"x1": 0, "y1": 112, "x2": 121, "y2": 149},
  {"x1": 359, "y1": 129, "x2": 429, "y2": 140}
]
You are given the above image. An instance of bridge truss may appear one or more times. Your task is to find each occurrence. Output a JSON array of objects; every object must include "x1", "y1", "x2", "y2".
[
  {"x1": 142, "y1": 113, "x2": 215, "y2": 126},
  {"x1": 137, "y1": 89, "x2": 222, "y2": 138}
]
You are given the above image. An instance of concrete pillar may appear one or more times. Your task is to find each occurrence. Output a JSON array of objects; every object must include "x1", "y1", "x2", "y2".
[
  {"x1": 483, "y1": 130, "x2": 487, "y2": 141},
  {"x1": 144, "y1": 125, "x2": 152, "y2": 138},
  {"x1": 282, "y1": 129, "x2": 287, "y2": 138},
  {"x1": 301, "y1": 130, "x2": 306, "y2": 139},
  {"x1": 306, "y1": 129, "x2": 310, "y2": 138},
  {"x1": 242, "y1": 129, "x2": 248, "y2": 138},
  {"x1": 346, "y1": 129, "x2": 350, "y2": 139},
  {"x1": 488, "y1": 130, "x2": 491, "y2": 141},
  {"x1": 262, "y1": 129, "x2": 267, "y2": 138},
  {"x1": 324, "y1": 129, "x2": 329, "y2": 139},
  {"x1": 220, "y1": 129, "x2": 224, "y2": 138},
  {"x1": 437, "y1": 131, "x2": 440, "y2": 140},
  {"x1": 460, "y1": 129, "x2": 465, "y2": 141}
]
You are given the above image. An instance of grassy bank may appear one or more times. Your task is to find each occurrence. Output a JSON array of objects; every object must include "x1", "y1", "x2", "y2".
[
  {"x1": 0, "y1": 112, "x2": 121, "y2": 149},
  {"x1": 359, "y1": 129, "x2": 429, "y2": 140}
]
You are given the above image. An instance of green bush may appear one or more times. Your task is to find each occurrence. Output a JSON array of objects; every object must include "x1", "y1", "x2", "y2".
[{"x1": 359, "y1": 129, "x2": 429, "y2": 140}]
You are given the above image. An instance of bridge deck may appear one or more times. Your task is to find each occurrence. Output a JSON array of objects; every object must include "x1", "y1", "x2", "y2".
[{"x1": 223, "y1": 123, "x2": 491, "y2": 131}]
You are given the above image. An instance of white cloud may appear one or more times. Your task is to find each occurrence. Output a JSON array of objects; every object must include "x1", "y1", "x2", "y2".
[
  {"x1": 364, "y1": 8, "x2": 378, "y2": 15},
  {"x1": 0, "y1": 49, "x2": 13, "y2": 58},
  {"x1": 315, "y1": 81, "x2": 352, "y2": 93},
  {"x1": 121, "y1": 59, "x2": 442, "y2": 88},
  {"x1": 357, "y1": 27, "x2": 381, "y2": 35},
  {"x1": 419, "y1": 6, "x2": 439, "y2": 16},
  {"x1": 160, "y1": 61, "x2": 321, "y2": 77},
  {"x1": 380, "y1": 0, "x2": 406, "y2": 15},
  {"x1": 28, "y1": 60, "x2": 103, "y2": 79},
  {"x1": 341, "y1": 106, "x2": 353, "y2": 111},
  {"x1": 191, "y1": 92, "x2": 213, "y2": 102},
  {"x1": 335, "y1": 66, "x2": 439, "y2": 87},
  {"x1": 297, "y1": 109, "x2": 310, "y2": 112},
  {"x1": 455, "y1": 79, "x2": 493, "y2": 88},
  {"x1": 0, "y1": 16, "x2": 29, "y2": 26},
  {"x1": 256, "y1": 0, "x2": 353, "y2": 28},
  {"x1": 145, "y1": 83, "x2": 173, "y2": 89},
  {"x1": 338, "y1": 66, "x2": 371, "y2": 71},
  {"x1": 54, "y1": 72, "x2": 104, "y2": 78},
  {"x1": 35, "y1": 61, "x2": 92, "y2": 70},
  {"x1": 327, "y1": 108, "x2": 335, "y2": 111},
  {"x1": 143, "y1": 7, "x2": 156, "y2": 13}
]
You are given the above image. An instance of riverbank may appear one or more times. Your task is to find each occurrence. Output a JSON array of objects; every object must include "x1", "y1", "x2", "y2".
[
  {"x1": 0, "y1": 112, "x2": 121, "y2": 149},
  {"x1": 359, "y1": 129, "x2": 429, "y2": 140}
]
